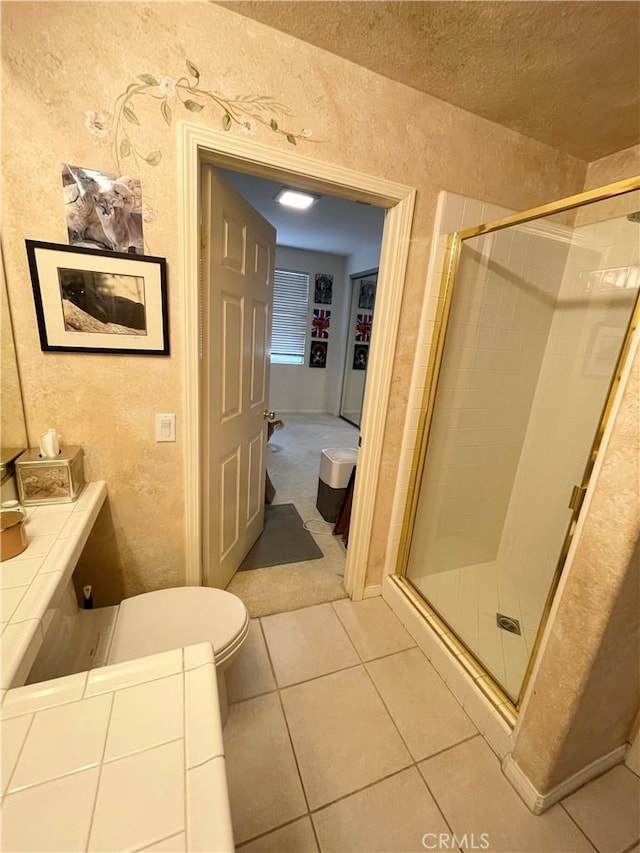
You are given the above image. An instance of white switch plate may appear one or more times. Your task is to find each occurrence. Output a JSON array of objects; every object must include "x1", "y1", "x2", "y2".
[{"x1": 155, "y1": 413, "x2": 176, "y2": 442}]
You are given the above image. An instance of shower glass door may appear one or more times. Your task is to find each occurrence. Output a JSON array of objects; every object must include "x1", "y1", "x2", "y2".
[{"x1": 404, "y1": 186, "x2": 640, "y2": 704}]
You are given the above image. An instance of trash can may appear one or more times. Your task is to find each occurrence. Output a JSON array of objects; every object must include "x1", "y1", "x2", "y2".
[{"x1": 316, "y1": 448, "x2": 358, "y2": 523}]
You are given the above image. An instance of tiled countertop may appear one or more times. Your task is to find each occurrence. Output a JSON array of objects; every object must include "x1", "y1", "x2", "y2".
[
  {"x1": 1, "y1": 482, "x2": 107, "y2": 692},
  {"x1": 1, "y1": 642, "x2": 234, "y2": 852}
]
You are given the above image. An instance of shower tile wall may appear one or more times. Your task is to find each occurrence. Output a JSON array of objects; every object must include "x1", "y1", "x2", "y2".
[
  {"x1": 383, "y1": 193, "x2": 512, "y2": 569},
  {"x1": 412, "y1": 230, "x2": 570, "y2": 572},
  {"x1": 408, "y1": 212, "x2": 571, "y2": 692},
  {"x1": 403, "y1": 193, "x2": 520, "y2": 693},
  {"x1": 495, "y1": 213, "x2": 639, "y2": 656}
]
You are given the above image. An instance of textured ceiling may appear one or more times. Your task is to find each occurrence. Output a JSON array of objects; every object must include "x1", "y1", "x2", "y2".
[{"x1": 218, "y1": 1, "x2": 640, "y2": 161}]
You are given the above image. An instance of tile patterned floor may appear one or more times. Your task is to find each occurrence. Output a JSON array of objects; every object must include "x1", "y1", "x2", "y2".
[{"x1": 223, "y1": 597, "x2": 640, "y2": 853}]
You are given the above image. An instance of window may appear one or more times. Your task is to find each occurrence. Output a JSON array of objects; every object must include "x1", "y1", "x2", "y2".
[{"x1": 271, "y1": 268, "x2": 310, "y2": 365}]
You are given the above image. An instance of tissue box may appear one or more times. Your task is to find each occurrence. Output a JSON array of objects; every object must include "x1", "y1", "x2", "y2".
[{"x1": 15, "y1": 446, "x2": 85, "y2": 505}]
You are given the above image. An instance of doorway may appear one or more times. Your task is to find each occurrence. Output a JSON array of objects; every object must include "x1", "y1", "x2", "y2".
[
  {"x1": 202, "y1": 168, "x2": 383, "y2": 615},
  {"x1": 178, "y1": 121, "x2": 416, "y2": 600}
]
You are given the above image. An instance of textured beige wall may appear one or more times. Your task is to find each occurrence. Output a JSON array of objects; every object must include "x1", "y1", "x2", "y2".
[
  {"x1": 2, "y1": 1, "x2": 586, "y2": 603},
  {"x1": 511, "y1": 147, "x2": 640, "y2": 795},
  {"x1": 584, "y1": 144, "x2": 640, "y2": 189},
  {"x1": 1, "y1": 272, "x2": 27, "y2": 451}
]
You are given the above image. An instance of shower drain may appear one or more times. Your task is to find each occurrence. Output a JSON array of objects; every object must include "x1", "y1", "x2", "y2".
[{"x1": 496, "y1": 613, "x2": 521, "y2": 635}]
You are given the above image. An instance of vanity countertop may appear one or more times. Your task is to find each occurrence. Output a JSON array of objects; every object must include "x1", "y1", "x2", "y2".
[
  {"x1": 1, "y1": 641, "x2": 234, "y2": 852},
  {"x1": 1, "y1": 481, "x2": 108, "y2": 693}
]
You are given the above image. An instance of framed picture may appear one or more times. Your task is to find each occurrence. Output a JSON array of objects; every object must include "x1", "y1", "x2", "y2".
[
  {"x1": 314, "y1": 273, "x2": 333, "y2": 305},
  {"x1": 355, "y1": 313, "x2": 372, "y2": 343},
  {"x1": 311, "y1": 308, "x2": 331, "y2": 339},
  {"x1": 25, "y1": 240, "x2": 169, "y2": 355},
  {"x1": 353, "y1": 344, "x2": 369, "y2": 371},
  {"x1": 358, "y1": 278, "x2": 377, "y2": 310},
  {"x1": 309, "y1": 341, "x2": 328, "y2": 368}
]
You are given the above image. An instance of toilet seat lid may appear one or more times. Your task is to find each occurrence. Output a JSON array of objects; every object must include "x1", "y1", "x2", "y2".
[{"x1": 107, "y1": 586, "x2": 249, "y2": 665}]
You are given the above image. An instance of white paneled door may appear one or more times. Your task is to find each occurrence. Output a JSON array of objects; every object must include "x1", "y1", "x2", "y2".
[{"x1": 201, "y1": 166, "x2": 276, "y2": 589}]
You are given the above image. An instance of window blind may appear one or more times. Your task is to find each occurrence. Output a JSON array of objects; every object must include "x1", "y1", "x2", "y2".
[{"x1": 271, "y1": 268, "x2": 310, "y2": 365}]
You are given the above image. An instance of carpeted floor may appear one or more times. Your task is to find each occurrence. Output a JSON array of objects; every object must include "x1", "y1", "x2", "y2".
[{"x1": 227, "y1": 414, "x2": 358, "y2": 617}]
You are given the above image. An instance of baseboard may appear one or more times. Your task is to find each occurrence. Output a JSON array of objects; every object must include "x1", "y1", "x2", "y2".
[
  {"x1": 503, "y1": 744, "x2": 629, "y2": 814},
  {"x1": 363, "y1": 584, "x2": 382, "y2": 598}
]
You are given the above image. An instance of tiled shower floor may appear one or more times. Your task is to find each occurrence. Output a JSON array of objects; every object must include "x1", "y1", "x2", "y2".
[{"x1": 223, "y1": 597, "x2": 640, "y2": 853}]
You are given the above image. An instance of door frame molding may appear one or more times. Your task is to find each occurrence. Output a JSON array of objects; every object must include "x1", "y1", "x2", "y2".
[{"x1": 178, "y1": 120, "x2": 416, "y2": 598}]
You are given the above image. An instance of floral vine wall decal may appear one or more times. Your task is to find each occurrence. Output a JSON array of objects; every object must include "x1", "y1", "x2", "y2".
[{"x1": 85, "y1": 60, "x2": 315, "y2": 175}]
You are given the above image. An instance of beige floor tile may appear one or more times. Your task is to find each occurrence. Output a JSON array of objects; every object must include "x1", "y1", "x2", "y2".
[
  {"x1": 366, "y1": 647, "x2": 477, "y2": 760},
  {"x1": 226, "y1": 620, "x2": 276, "y2": 703},
  {"x1": 239, "y1": 817, "x2": 318, "y2": 852},
  {"x1": 224, "y1": 693, "x2": 307, "y2": 844},
  {"x1": 419, "y1": 737, "x2": 595, "y2": 852},
  {"x1": 281, "y1": 666, "x2": 412, "y2": 810},
  {"x1": 313, "y1": 767, "x2": 450, "y2": 852},
  {"x1": 332, "y1": 598, "x2": 415, "y2": 661},
  {"x1": 561, "y1": 765, "x2": 640, "y2": 853},
  {"x1": 261, "y1": 603, "x2": 359, "y2": 687}
]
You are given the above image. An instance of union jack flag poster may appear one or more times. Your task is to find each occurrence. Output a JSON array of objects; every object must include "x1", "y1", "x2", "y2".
[
  {"x1": 355, "y1": 313, "x2": 372, "y2": 342},
  {"x1": 312, "y1": 308, "x2": 331, "y2": 339}
]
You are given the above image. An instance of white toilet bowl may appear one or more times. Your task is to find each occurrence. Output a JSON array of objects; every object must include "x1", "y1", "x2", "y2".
[{"x1": 107, "y1": 586, "x2": 250, "y2": 725}]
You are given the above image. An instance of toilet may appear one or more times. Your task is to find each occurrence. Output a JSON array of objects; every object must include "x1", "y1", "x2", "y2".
[
  {"x1": 26, "y1": 581, "x2": 250, "y2": 727},
  {"x1": 106, "y1": 586, "x2": 250, "y2": 724}
]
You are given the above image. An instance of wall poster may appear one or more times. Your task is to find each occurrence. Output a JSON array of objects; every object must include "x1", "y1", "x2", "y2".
[
  {"x1": 62, "y1": 164, "x2": 144, "y2": 255},
  {"x1": 309, "y1": 341, "x2": 328, "y2": 368},
  {"x1": 311, "y1": 308, "x2": 331, "y2": 338},
  {"x1": 314, "y1": 273, "x2": 333, "y2": 304},
  {"x1": 358, "y1": 278, "x2": 376, "y2": 310},
  {"x1": 355, "y1": 313, "x2": 372, "y2": 343},
  {"x1": 353, "y1": 344, "x2": 368, "y2": 371}
]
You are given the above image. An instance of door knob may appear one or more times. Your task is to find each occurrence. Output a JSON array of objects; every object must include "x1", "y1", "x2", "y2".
[{"x1": 263, "y1": 410, "x2": 276, "y2": 420}]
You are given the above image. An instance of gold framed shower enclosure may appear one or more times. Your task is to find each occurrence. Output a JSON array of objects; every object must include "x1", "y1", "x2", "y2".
[{"x1": 395, "y1": 176, "x2": 640, "y2": 713}]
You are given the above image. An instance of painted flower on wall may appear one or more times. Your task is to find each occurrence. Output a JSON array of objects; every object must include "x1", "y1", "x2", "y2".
[
  {"x1": 85, "y1": 111, "x2": 112, "y2": 139},
  {"x1": 240, "y1": 118, "x2": 257, "y2": 136},
  {"x1": 157, "y1": 77, "x2": 177, "y2": 98},
  {"x1": 88, "y1": 60, "x2": 315, "y2": 174},
  {"x1": 142, "y1": 204, "x2": 156, "y2": 224}
]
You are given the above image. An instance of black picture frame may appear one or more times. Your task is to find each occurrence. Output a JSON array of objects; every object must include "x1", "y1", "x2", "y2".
[{"x1": 25, "y1": 240, "x2": 169, "y2": 355}]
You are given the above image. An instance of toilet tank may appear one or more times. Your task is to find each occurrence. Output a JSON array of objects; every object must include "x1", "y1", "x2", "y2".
[{"x1": 26, "y1": 578, "x2": 118, "y2": 685}]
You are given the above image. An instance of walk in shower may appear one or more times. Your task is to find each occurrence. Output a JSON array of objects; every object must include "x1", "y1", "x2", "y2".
[{"x1": 399, "y1": 179, "x2": 640, "y2": 707}]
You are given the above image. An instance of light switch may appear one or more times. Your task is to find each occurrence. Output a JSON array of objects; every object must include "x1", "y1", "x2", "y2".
[{"x1": 156, "y1": 413, "x2": 176, "y2": 442}]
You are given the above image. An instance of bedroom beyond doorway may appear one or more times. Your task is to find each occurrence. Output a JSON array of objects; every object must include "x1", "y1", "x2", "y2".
[{"x1": 226, "y1": 414, "x2": 359, "y2": 617}]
